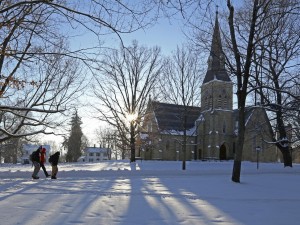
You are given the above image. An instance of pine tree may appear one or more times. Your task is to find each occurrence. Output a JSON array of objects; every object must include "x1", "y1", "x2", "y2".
[{"x1": 65, "y1": 110, "x2": 83, "y2": 162}]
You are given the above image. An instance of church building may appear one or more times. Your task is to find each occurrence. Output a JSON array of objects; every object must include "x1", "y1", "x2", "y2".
[{"x1": 138, "y1": 14, "x2": 277, "y2": 162}]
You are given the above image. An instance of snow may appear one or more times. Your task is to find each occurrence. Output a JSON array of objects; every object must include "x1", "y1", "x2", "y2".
[{"x1": 1, "y1": 160, "x2": 299, "y2": 225}]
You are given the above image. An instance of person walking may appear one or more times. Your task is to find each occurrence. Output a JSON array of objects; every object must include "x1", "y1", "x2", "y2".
[
  {"x1": 31, "y1": 147, "x2": 41, "y2": 179},
  {"x1": 40, "y1": 147, "x2": 50, "y2": 178},
  {"x1": 49, "y1": 151, "x2": 60, "y2": 179}
]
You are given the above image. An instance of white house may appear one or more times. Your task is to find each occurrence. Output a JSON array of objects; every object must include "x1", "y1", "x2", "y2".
[
  {"x1": 78, "y1": 147, "x2": 111, "y2": 162},
  {"x1": 21, "y1": 144, "x2": 51, "y2": 164}
]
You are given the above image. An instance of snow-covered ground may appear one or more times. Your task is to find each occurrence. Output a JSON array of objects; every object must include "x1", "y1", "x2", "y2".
[{"x1": 0, "y1": 160, "x2": 299, "y2": 225}]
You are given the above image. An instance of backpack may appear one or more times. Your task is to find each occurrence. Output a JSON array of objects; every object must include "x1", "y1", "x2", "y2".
[
  {"x1": 49, "y1": 155, "x2": 53, "y2": 163},
  {"x1": 30, "y1": 150, "x2": 40, "y2": 162}
]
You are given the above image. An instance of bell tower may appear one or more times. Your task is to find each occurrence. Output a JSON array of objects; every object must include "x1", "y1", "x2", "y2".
[{"x1": 199, "y1": 11, "x2": 233, "y2": 159}]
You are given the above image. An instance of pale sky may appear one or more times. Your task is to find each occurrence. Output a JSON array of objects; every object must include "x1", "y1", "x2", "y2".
[{"x1": 120, "y1": 16, "x2": 187, "y2": 55}]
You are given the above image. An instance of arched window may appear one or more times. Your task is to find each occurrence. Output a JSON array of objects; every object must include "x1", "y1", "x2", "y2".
[
  {"x1": 223, "y1": 121, "x2": 226, "y2": 133},
  {"x1": 224, "y1": 95, "x2": 227, "y2": 108},
  {"x1": 218, "y1": 94, "x2": 222, "y2": 108},
  {"x1": 222, "y1": 89, "x2": 227, "y2": 108},
  {"x1": 205, "y1": 96, "x2": 208, "y2": 109},
  {"x1": 209, "y1": 95, "x2": 212, "y2": 108}
]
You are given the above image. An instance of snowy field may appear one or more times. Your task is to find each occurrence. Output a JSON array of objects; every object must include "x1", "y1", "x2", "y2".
[{"x1": 0, "y1": 160, "x2": 299, "y2": 225}]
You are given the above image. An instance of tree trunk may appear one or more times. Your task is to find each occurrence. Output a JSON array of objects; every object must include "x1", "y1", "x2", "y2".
[
  {"x1": 130, "y1": 121, "x2": 136, "y2": 162},
  {"x1": 232, "y1": 160, "x2": 241, "y2": 182},
  {"x1": 182, "y1": 115, "x2": 187, "y2": 170},
  {"x1": 278, "y1": 146, "x2": 292, "y2": 167},
  {"x1": 232, "y1": 104, "x2": 246, "y2": 183},
  {"x1": 182, "y1": 138, "x2": 186, "y2": 170}
]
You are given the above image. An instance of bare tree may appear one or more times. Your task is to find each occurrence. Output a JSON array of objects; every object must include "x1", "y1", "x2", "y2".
[
  {"x1": 95, "y1": 127, "x2": 119, "y2": 160},
  {"x1": 0, "y1": 43, "x2": 84, "y2": 142},
  {"x1": 0, "y1": 1, "x2": 161, "y2": 144},
  {"x1": 0, "y1": 138, "x2": 24, "y2": 163},
  {"x1": 250, "y1": 0, "x2": 300, "y2": 167},
  {"x1": 159, "y1": 45, "x2": 202, "y2": 170},
  {"x1": 93, "y1": 40, "x2": 162, "y2": 162},
  {"x1": 223, "y1": 0, "x2": 265, "y2": 183}
]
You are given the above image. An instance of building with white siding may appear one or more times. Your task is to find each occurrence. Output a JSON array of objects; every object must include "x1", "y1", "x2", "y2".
[{"x1": 78, "y1": 147, "x2": 111, "y2": 162}]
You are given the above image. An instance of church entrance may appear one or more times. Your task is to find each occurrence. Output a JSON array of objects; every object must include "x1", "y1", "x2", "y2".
[{"x1": 219, "y1": 144, "x2": 227, "y2": 160}]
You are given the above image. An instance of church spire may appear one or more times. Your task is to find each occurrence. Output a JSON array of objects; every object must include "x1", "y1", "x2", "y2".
[
  {"x1": 210, "y1": 10, "x2": 224, "y2": 70},
  {"x1": 203, "y1": 11, "x2": 230, "y2": 84}
]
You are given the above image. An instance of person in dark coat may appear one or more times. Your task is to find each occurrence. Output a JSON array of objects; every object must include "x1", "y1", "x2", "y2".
[
  {"x1": 49, "y1": 151, "x2": 60, "y2": 179},
  {"x1": 31, "y1": 147, "x2": 41, "y2": 179},
  {"x1": 40, "y1": 147, "x2": 50, "y2": 178}
]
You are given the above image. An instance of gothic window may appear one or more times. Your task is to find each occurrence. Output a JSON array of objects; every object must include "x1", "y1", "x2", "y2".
[
  {"x1": 209, "y1": 95, "x2": 212, "y2": 108},
  {"x1": 222, "y1": 89, "x2": 227, "y2": 108},
  {"x1": 203, "y1": 90, "x2": 209, "y2": 110},
  {"x1": 224, "y1": 95, "x2": 228, "y2": 108},
  {"x1": 223, "y1": 121, "x2": 226, "y2": 133},
  {"x1": 205, "y1": 96, "x2": 208, "y2": 109},
  {"x1": 220, "y1": 55, "x2": 225, "y2": 69},
  {"x1": 218, "y1": 94, "x2": 222, "y2": 108}
]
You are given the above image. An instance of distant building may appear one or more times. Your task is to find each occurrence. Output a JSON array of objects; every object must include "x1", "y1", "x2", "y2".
[
  {"x1": 137, "y1": 13, "x2": 277, "y2": 163},
  {"x1": 78, "y1": 147, "x2": 111, "y2": 162},
  {"x1": 21, "y1": 144, "x2": 50, "y2": 164}
]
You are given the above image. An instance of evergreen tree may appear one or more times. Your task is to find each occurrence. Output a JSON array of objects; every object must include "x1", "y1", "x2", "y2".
[{"x1": 65, "y1": 110, "x2": 83, "y2": 162}]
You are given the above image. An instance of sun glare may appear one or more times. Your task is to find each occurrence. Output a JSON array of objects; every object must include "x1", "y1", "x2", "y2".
[{"x1": 126, "y1": 112, "x2": 138, "y2": 123}]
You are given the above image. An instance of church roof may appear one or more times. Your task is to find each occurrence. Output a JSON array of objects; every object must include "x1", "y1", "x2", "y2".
[
  {"x1": 233, "y1": 107, "x2": 270, "y2": 128},
  {"x1": 203, "y1": 12, "x2": 231, "y2": 84},
  {"x1": 150, "y1": 101, "x2": 201, "y2": 132},
  {"x1": 203, "y1": 70, "x2": 231, "y2": 83},
  {"x1": 233, "y1": 107, "x2": 255, "y2": 123}
]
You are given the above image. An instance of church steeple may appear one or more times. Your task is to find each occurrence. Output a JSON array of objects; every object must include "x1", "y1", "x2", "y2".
[{"x1": 203, "y1": 11, "x2": 230, "y2": 84}]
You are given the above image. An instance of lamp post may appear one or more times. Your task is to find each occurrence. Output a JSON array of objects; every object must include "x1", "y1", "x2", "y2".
[
  {"x1": 256, "y1": 146, "x2": 261, "y2": 170},
  {"x1": 159, "y1": 149, "x2": 163, "y2": 160},
  {"x1": 176, "y1": 150, "x2": 179, "y2": 161}
]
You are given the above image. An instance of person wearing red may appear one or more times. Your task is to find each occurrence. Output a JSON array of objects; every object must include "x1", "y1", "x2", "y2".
[{"x1": 40, "y1": 147, "x2": 50, "y2": 178}]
